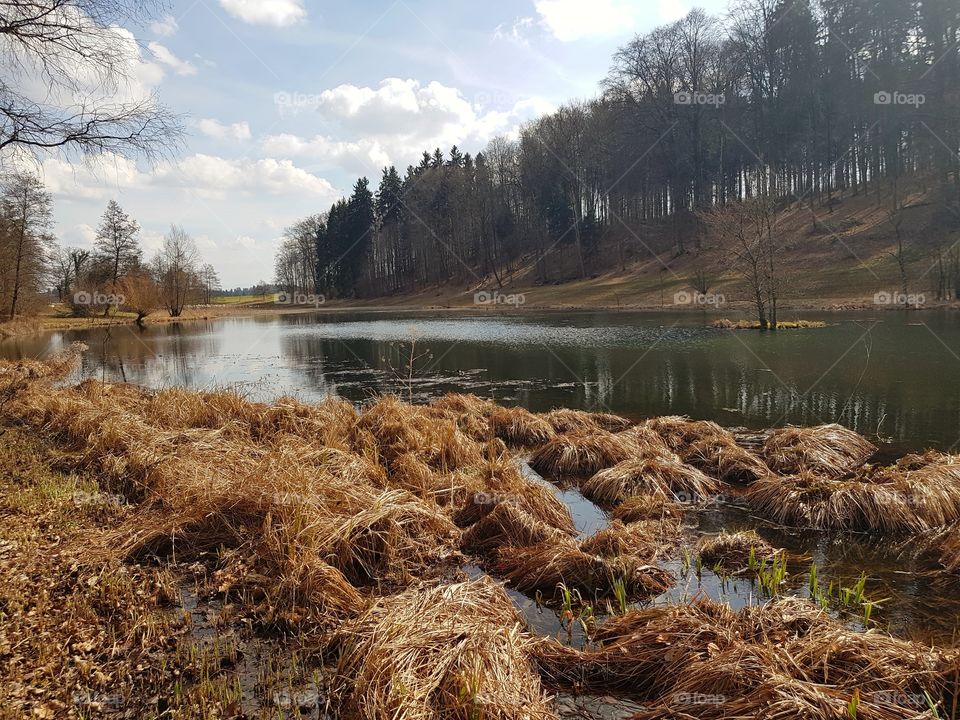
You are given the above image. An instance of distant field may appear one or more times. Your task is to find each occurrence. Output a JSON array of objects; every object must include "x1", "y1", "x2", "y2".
[{"x1": 210, "y1": 294, "x2": 275, "y2": 305}]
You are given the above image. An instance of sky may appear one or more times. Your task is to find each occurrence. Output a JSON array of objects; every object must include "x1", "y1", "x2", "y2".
[{"x1": 38, "y1": 0, "x2": 727, "y2": 288}]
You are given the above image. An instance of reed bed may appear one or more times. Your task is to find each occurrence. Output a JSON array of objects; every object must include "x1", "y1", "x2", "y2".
[
  {"x1": 579, "y1": 519, "x2": 683, "y2": 561},
  {"x1": 580, "y1": 455, "x2": 721, "y2": 506},
  {"x1": 748, "y1": 454, "x2": 960, "y2": 532},
  {"x1": 611, "y1": 495, "x2": 683, "y2": 523},
  {"x1": 494, "y1": 540, "x2": 672, "y2": 599},
  {"x1": 533, "y1": 596, "x2": 956, "y2": 718},
  {"x1": 488, "y1": 406, "x2": 556, "y2": 447},
  {"x1": 527, "y1": 430, "x2": 634, "y2": 478},
  {"x1": 698, "y1": 530, "x2": 783, "y2": 572},
  {"x1": 763, "y1": 423, "x2": 877, "y2": 477},
  {"x1": 332, "y1": 578, "x2": 556, "y2": 720}
]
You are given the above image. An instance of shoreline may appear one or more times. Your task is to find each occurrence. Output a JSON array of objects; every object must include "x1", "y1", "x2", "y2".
[{"x1": 2, "y1": 294, "x2": 955, "y2": 340}]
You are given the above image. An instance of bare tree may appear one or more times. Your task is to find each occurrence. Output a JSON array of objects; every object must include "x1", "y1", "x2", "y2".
[
  {"x1": 0, "y1": 0, "x2": 181, "y2": 159},
  {"x1": 153, "y1": 225, "x2": 199, "y2": 317},
  {"x1": 704, "y1": 198, "x2": 781, "y2": 328},
  {"x1": 199, "y1": 262, "x2": 220, "y2": 304},
  {"x1": 0, "y1": 171, "x2": 54, "y2": 319}
]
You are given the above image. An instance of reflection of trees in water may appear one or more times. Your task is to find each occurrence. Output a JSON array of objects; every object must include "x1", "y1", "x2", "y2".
[{"x1": 70, "y1": 323, "x2": 223, "y2": 389}]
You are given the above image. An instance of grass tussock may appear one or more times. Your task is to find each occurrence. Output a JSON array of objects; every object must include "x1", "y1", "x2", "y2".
[
  {"x1": 681, "y1": 434, "x2": 773, "y2": 484},
  {"x1": 580, "y1": 455, "x2": 721, "y2": 506},
  {"x1": 488, "y1": 406, "x2": 556, "y2": 447},
  {"x1": 533, "y1": 596, "x2": 956, "y2": 718},
  {"x1": 643, "y1": 415, "x2": 729, "y2": 453},
  {"x1": 541, "y1": 408, "x2": 632, "y2": 434},
  {"x1": 579, "y1": 519, "x2": 683, "y2": 561},
  {"x1": 461, "y1": 502, "x2": 570, "y2": 557},
  {"x1": 332, "y1": 578, "x2": 556, "y2": 720},
  {"x1": 494, "y1": 540, "x2": 672, "y2": 599},
  {"x1": 763, "y1": 423, "x2": 877, "y2": 477},
  {"x1": 611, "y1": 495, "x2": 683, "y2": 523},
  {"x1": 697, "y1": 531, "x2": 783, "y2": 573},
  {"x1": 527, "y1": 430, "x2": 633, "y2": 478},
  {"x1": 747, "y1": 453, "x2": 960, "y2": 532}
]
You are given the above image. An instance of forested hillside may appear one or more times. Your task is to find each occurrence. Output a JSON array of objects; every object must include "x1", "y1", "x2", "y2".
[{"x1": 275, "y1": 0, "x2": 960, "y2": 307}]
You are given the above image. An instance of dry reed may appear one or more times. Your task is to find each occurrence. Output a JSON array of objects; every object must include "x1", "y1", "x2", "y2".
[
  {"x1": 332, "y1": 578, "x2": 556, "y2": 720},
  {"x1": 488, "y1": 406, "x2": 556, "y2": 447},
  {"x1": 579, "y1": 519, "x2": 683, "y2": 561},
  {"x1": 527, "y1": 431, "x2": 634, "y2": 478},
  {"x1": 763, "y1": 423, "x2": 877, "y2": 477},
  {"x1": 580, "y1": 455, "x2": 721, "y2": 506},
  {"x1": 611, "y1": 495, "x2": 683, "y2": 523},
  {"x1": 542, "y1": 408, "x2": 632, "y2": 433}
]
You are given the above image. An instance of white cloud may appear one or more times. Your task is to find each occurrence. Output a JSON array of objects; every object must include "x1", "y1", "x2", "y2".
[
  {"x1": 148, "y1": 42, "x2": 197, "y2": 76},
  {"x1": 195, "y1": 118, "x2": 252, "y2": 142},
  {"x1": 494, "y1": 17, "x2": 535, "y2": 45},
  {"x1": 265, "y1": 79, "x2": 553, "y2": 173},
  {"x1": 218, "y1": 0, "x2": 306, "y2": 27},
  {"x1": 150, "y1": 14, "x2": 179, "y2": 37},
  {"x1": 160, "y1": 155, "x2": 337, "y2": 200},
  {"x1": 532, "y1": 0, "x2": 640, "y2": 42},
  {"x1": 40, "y1": 154, "x2": 144, "y2": 199}
]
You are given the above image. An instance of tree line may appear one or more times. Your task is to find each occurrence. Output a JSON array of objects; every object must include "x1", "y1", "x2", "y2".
[
  {"x1": 275, "y1": 0, "x2": 960, "y2": 309},
  {"x1": 0, "y1": 171, "x2": 220, "y2": 322}
]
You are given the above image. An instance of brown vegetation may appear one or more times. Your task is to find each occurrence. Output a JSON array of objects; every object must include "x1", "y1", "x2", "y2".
[
  {"x1": 697, "y1": 531, "x2": 784, "y2": 573},
  {"x1": 580, "y1": 455, "x2": 721, "y2": 506},
  {"x1": 527, "y1": 431, "x2": 634, "y2": 478},
  {"x1": 763, "y1": 424, "x2": 877, "y2": 477}
]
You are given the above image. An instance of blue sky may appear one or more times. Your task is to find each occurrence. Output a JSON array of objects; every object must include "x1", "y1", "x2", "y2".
[{"x1": 42, "y1": 0, "x2": 727, "y2": 287}]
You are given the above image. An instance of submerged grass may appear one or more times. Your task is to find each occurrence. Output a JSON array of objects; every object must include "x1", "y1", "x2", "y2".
[{"x1": 698, "y1": 531, "x2": 784, "y2": 574}]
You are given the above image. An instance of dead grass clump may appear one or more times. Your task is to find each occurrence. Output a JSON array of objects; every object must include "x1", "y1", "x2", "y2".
[
  {"x1": 320, "y1": 489, "x2": 461, "y2": 587},
  {"x1": 452, "y1": 462, "x2": 576, "y2": 535},
  {"x1": 488, "y1": 406, "x2": 556, "y2": 447},
  {"x1": 643, "y1": 415, "x2": 729, "y2": 453},
  {"x1": 542, "y1": 408, "x2": 631, "y2": 434},
  {"x1": 494, "y1": 541, "x2": 672, "y2": 599},
  {"x1": 697, "y1": 531, "x2": 783, "y2": 572},
  {"x1": 461, "y1": 502, "x2": 569, "y2": 556},
  {"x1": 429, "y1": 392, "x2": 498, "y2": 417},
  {"x1": 579, "y1": 519, "x2": 682, "y2": 561},
  {"x1": 763, "y1": 424, "x2": 877, "y2": 477},
  {"x1": 615, "y1": 423, "x2": 672, "y2": 455},
  {"x1": 355, "y1": 395, "x2": 484, "y2": 472},
  {"x1": 748, "y1": 455, "x2": 960, "y2": 532},
  {"x1": 332, "y1": 578, "x2": 556, "y2": 720},
  {"x1": 527, "y1": 431, "x2": 633, "y2": 479},
  {"x1": 580, "y1": 456, "x2": 721, "y2": 506},
  {"x1": 531, "y1": 596, "x2": 954, "y2": 717},
  {"x1": 250, "y1": 395, "x2": 357, "y2": 447},
  {"x1": 681, "y1": 435, "x2": 772, "y2": 484},
  {"x1": 611, "y1": 495, "x2": 683, "y2": 523}
]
